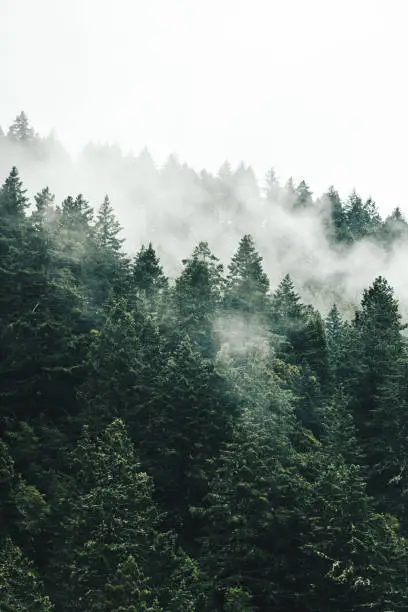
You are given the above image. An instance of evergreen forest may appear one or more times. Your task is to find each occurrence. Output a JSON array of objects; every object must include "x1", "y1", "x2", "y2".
[{"x1": 2, "y1": 112, "x2": 408, "y2": 611}]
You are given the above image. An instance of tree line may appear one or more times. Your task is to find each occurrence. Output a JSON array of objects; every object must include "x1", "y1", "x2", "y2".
[{"x1": 2, "y1": 113, "x2": 408, "y2": 610}]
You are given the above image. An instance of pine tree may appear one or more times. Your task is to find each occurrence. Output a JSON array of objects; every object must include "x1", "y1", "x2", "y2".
[
  {"x1": 270, "y1": 274, "x2": 304, "y2": 360},
  {"x1": 49, "y1": 419, "x2": 199, "y2": 611},
  {"x1": 32, "y1": 188, "x2": 56, "y2": 226},
  {"x1": 79, "y1": 297, "x2": 162, "y2": 436},
  {"x1": 7, "y1": 111, "x2": 36, "y2": 142},
  {"x1": 94, "y1": 195, "x2": 123, "y2": 251},
  {"x1": 0, "y1": 168, "x2": 30, "y2": 327},
  {"x1": 348, "y1": 277, "x2": 405, "y2": 501},
  {"x1": 318, "y1": 387, "x2": 363, "y2": 465},
  {"x1": 86, "y1": 195, "x2": 129, "y2": 304},
  {"x1": 133, "y1": 242, "x2": 168, "y2": 299},
  {"x1": 324, "y1": 186, "x2": 350, "y2": 243},
  {"x1": 198, "y1": 408, "x2": 408, "y2": 610},
  {"x1": 294, "y1": 180, "x2": 313, "y2": 209},
  {"x1": 300, "y1": 305, "x2": 330, "y2": 388},
  {"x1": 0, "y1": 166, "x2": 29, "y2": 216},
  {"x1": 57, "y1": 194, "x2": 94, "y2": 282},
  {"x1": 174, "y1": 241, "x2": 224, "y2": 358},
  {"x1": 346, "y1": 190, "x2": 381, "y2": 241},
  {"x1": 380, "y1": 206, "x2": 408, "y2": 245},
  {"x1": 225, "y1": 234, "x2": 269, "y2": 316},
  {"x1": 141, "y1": 336, "x2": 236, "y2": 533},
  {"x1": 195, "y1": 408, "x2": 304, "y2": 610}
]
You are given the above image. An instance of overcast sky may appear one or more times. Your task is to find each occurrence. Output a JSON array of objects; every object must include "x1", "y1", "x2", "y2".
[{"x1": 0, "y1": 0, "x2": 407, "y2": 213}]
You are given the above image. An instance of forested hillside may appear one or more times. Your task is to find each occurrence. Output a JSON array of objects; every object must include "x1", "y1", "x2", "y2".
[{"x1": 2, "y1": 113, "x2": 408, "y2": 610}]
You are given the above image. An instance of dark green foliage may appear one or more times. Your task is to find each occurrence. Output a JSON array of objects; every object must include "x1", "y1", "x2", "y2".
[
  {"x1": 198, "y1": 409, "x2": 408, "y2": 611},
  {"x1": 0, "y1": 538, "x2": 52, "y2": 611},
  {"x1": 85, "y1": 195, "x2": 129, "y2": 304},
  {"x1": 79, "y1": 298, "x2": 162, "y2": 435},
  {"x1": 133, "y1": 242, "x2": 168, "y2": 299},
  {"x1": 350, "y1": 276, "x2": 404, "y2": 437},
  {"x1": 174, "y1": 241, "x2": 224, "y2": 358},
  {"x1": 225, "y1": 234, "x2": 269, "y2": 315},
  {"x1": 0, "y1": 166, "x2": 29, "y2": 216},
  {"x1": 48, "y1": 419, "x2": 199, "y2": 611},
  {"x1": 0, "y1": 158, "x2": 408, "y2": 609},
  {"x1": 325, "y1": 303, "x2": 351, "y2": 386},
  {"x1": 0, "y1": 439, "x2": 48, "y2": 544},
  {"x1": 94, "y1": 195, "x2": 124, "y2": 252},
  {"x1": 140, "y1": 336, "x2": 236, "y2": 531},
  {"x1": 346, "y1": 190, "x2": 381, "y2": 241},
  {"x1": 270, "y1": 274, "x2": 305, "y2": 360},
  {"x1": 271, "y1": 277, "x2": 329, "y2": 392}
]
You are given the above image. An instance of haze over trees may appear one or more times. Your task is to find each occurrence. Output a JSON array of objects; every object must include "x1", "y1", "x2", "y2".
[{"x1": 2, "y1": 113, "x2": 408, "y2": 610}]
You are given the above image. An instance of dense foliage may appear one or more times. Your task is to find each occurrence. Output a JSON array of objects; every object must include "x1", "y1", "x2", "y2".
[{"x1": 2, "y1": 113, "x2": 408, "y2": 610}]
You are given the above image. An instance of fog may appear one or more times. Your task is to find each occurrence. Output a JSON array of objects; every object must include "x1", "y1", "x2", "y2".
[{"x1": 1, "y1": 127, "x2": 408, "y2": 320}]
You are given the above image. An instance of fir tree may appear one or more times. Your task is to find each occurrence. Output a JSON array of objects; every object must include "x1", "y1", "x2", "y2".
[
  {"x1": 324, "y1": 186, "x2": 350, "y2": 243},
  {"x1": 174, "y1": 241, "x2": 224, "y2": 358},
  {"x1": 7, "y1": 111, "x2": 36, "y2": 142},
  {"x1": 225, "y1": 234, "x2": 269, "y2": 315},
  {"x1": 49, "y1": 419, "x2": 199, "y2": 611},
  {"x1": 295, "y1": 180, "x2": 313, "y2": 209},
  {"x1": 133, "y1": 242, "x2": 168, "y2": 299}
]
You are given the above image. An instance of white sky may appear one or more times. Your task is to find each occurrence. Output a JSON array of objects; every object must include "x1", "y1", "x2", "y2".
[{"x1": 0, "y1": 0, "x2": 407, "y2": 213}]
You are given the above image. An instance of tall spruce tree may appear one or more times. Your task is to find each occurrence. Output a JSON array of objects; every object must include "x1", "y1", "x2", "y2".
[
  {"x1": 225, "y1": 234, "x2": 269, "y2": 316},
  {"x1": 140, "y1": 335, "x2": 236, "y2": 534},
  {"x1": 133, "y1": 242, "x2": 168, "y2": 300},
  {"x1": 48, "y1": 419, "x2": 199, "y2": 611},
  {"x1": 348, "y1": 277, "x2": 406, "y2": 505},
  {"x1": 174, "y1": 241, "x2": 224, "y2": 358}
]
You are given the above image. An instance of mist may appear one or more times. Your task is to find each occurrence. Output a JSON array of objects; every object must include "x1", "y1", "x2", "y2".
[{"x1": 1, "y1": 121, "x2": 408, "y2": 319}]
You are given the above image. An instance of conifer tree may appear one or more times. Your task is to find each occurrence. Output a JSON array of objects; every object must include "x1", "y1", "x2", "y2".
[
  {"x1": 225, "y1": 234, "x2": 269, "y2": 315},
  {"x1": 0, "y1": 168, "x2": 30, "y2": 327},
  {"x1": 86, "y1": 195, "x2": 129, "y2": 304},
  {"x1": 0, "y1": 166, "x2": 29, "y2": 217},
  {"x1": 325, "y1": 304, "x2": 348, "y2": 385},
  {"x1": 141, "y1": 336, "x2": 236, "y2": 532},
  {"x1": 94, "y1": 195, "x2": 123, "y2": 252},
  {"x1": 0, "y1": 538, "x2": 52, "y2": 611},
  {"x1": 174, "y1": 241, "x2": 224, "y2": 358},
  {"x1": 346, "y1": 190, "x2": 381, "y2": 241},
  {"x1": 49, "y1": 419, "x2": 199, "y2": 611},
  {"x1": 133, "y1": 242, "x2": 168, "y2": 299},
  {"x1": 270, "y1": 274, "x2": 305, "y2": 360},
  {"x1": 32, "y1": 188, "x2": 56, "y2": 225},
  {"x1": 295, "y1": 180, "x2": 313, "y2": 209},
  {"x1": 380, "y1": 206, "x2": 408, "y2": 245},
  {"x1": 7, "y1": 111, "x2": 35, "y2": 142},
  {"x1": 348, "y1": 277, "x2": 406, "y2": 504},
  {"x1": 324, "y1": 186, "x2": 350, "y2": 243},
  {"x1": 79, "y1": 298, "x2": 162, "y2": 436},
  {"x1": 198, "y1": 409, "x2": 408, "y2": 610}
]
